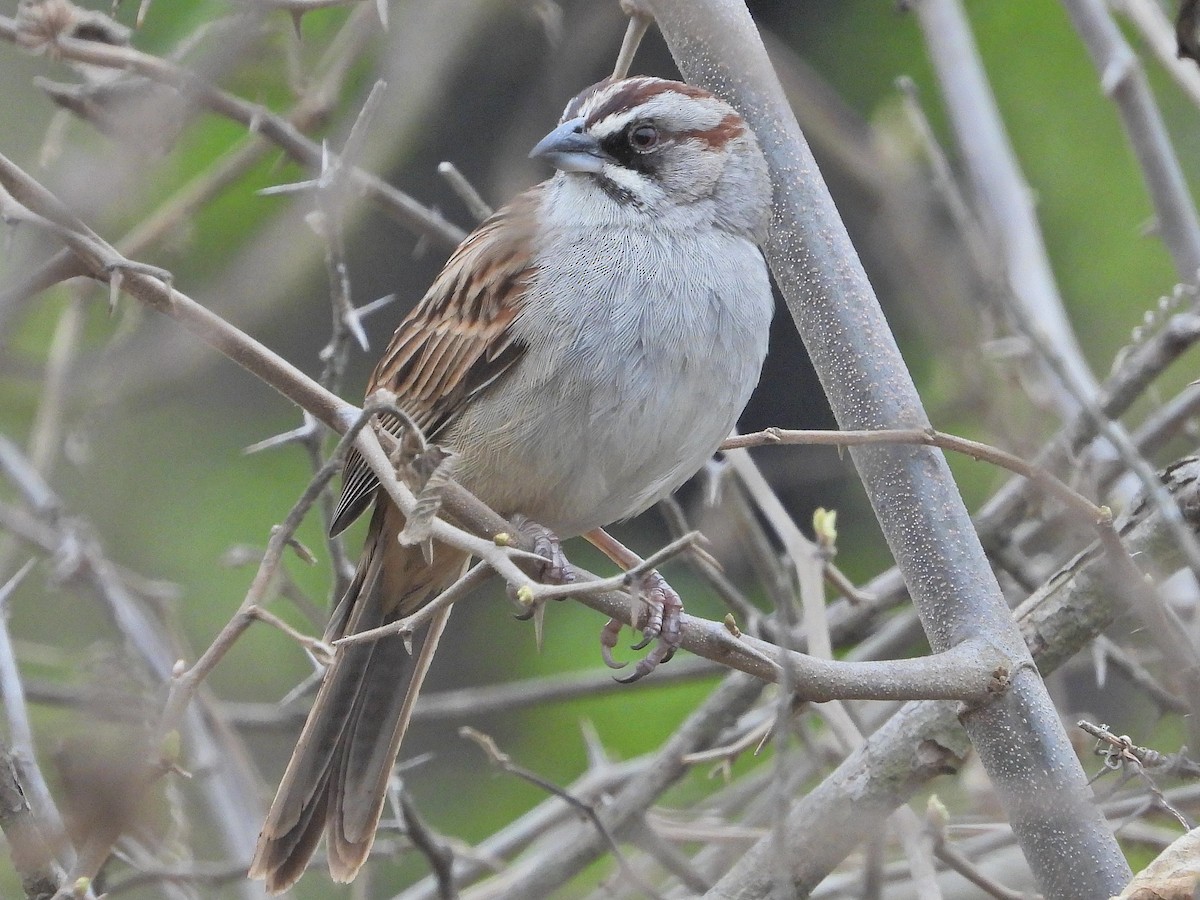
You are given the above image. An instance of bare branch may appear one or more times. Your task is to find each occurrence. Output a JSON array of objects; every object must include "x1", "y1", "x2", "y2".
[
  {"x1": 0, "y1": 13, "x2": 465, "y2": 249},
  {"x1": 708, "y1": 454, "x2": 1200, "y2": 897},
  {"x1": 459, "y1": 726, "x2": 663, "y2": 900},
  {"x1": 0, "y1": 559, "x2": 74, "y2": 878},
  {"x1": 0, "y1": 740, "x2": 66, "y2": 900},
  {"x1": 1063, "y1": 0, "x2": 1200, "y2": 279}
]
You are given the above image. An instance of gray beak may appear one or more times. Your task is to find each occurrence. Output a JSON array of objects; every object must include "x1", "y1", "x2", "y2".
[{"x1": 529, "y1": 117, "x2": 607, "y2": 174}]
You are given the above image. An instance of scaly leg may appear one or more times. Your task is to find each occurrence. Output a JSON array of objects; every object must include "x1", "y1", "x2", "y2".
[
  {"x1": 584, "y1": 527, "x2": 683, "y2": 683},
  {"x1": 508, "y1": 516, "x2": 573, "y2": 651}
]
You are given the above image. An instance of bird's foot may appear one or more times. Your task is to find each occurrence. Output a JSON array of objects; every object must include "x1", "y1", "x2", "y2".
[
  {"x1": 509, "y1": 516, "x2": 573, "y2": 621},
  {"x1": 600, "y1": 569, "x2": 683, "y2": 683}
]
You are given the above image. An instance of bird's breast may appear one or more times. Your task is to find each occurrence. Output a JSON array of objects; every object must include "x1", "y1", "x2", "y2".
[{"x1": 445, "y1": 224, "x2": 773, "y2": 537}]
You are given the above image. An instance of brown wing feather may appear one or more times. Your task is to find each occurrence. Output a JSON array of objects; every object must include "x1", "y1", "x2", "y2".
[{"x1": 329, "y1": 186, "x2": 541, "y2": 535}]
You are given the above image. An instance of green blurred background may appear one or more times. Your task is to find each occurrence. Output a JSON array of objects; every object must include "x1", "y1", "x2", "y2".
[{"x1": 1, "y1": 0, "x2": 1197, "y2": 896}]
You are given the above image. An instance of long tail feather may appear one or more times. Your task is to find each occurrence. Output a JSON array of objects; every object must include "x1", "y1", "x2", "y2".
[{"x1": 250, "y1": 501, "x2": 466, "y2": 893}]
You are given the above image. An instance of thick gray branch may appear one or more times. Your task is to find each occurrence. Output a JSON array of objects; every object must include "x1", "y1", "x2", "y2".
[{"x1": 642, "y1": 2, "x2": 1130, "y2": 897}]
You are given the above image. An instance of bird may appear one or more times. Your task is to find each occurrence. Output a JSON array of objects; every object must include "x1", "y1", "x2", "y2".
[{"x1": 248, "y1": 74, "x2": 775, "y2": 892}]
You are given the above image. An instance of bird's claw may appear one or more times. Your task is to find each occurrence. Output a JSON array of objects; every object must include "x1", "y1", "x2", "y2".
[
  {"x1": 600, "y1": 570, "x2": 683, "y2": 683},
  {"x1": 507, "y1": 517, "x2": 574, "y2": 653},
  {"x1": 511, "y1": 515, "x2": 573, "y2": 586},
  {"x1": 614, "y1": 639, "x2": 676, "y2": 684},
  {"x1": 600, "y1": 617, "x2": 627, "y2": 669}
]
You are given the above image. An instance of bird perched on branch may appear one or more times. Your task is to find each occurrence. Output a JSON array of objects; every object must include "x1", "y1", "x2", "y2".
[{"x1": 249, "y1": 75, "x2": 775, "y2": 892}]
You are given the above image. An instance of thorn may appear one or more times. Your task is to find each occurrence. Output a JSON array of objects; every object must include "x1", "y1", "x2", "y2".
[
  {"x1": 0, "y1": 559, "x2": 36, "y2": 615},
  {"x1": 243, "y1": 415, "x2": 318, "y2": 454},
  {"x1": 579, "y1": 719, "x2": 610, "y2": 769},
  {"x1": 354, "y1": 292, "x2": 398, "y2": 322},
  {"x1": 753, "y1": 725, "x2": 772, "y2": 756},
  {"x1": 344, "y1": 306, "x2": 369, "y2": 352},
  {"x1": 258, "y1": 178, "x2": 320, "y2": 197},
  {"x1": 286, "y1": 536, "x2": 317, "y2": 565}
]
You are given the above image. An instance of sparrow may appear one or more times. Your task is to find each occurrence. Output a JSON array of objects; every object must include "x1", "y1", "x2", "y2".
[{"x1": 249, "y1": 75, "x2": 774, "y2": 892}]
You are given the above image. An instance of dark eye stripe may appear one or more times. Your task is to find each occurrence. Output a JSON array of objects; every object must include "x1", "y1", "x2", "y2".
[{"x1": 599, "y1": 130, "x2": 656, "y2": 174}]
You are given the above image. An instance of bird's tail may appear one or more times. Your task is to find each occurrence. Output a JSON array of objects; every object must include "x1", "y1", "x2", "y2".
[{"x1": 249, "y1": 501, "x2": 466, "y2": 893}]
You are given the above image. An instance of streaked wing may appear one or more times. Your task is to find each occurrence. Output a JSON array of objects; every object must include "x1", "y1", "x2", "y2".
[{"x1": 330, "y1": 185, "x2": 541, "y2": 535}]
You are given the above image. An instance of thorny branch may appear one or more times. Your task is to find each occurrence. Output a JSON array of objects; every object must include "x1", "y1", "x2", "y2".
[
  {"x1": 0, "y1": 12, "x2": 465, "y2": 250},
  {"x1": 0, "y1": 154, "x2": 1017, "y2": 702},
  {"x1": 4, "y1": 1, "x2": 1200, "y2": 897}
]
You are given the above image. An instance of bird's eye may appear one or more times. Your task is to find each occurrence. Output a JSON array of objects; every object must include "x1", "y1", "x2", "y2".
[{"x1": 627, "y1": 123, "x2": 659, "y2": 151}]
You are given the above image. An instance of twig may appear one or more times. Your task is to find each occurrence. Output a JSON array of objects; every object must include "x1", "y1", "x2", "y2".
[
  {"x1": 400, "y1": 791, "x2": 458, "y2": 900},
  {"x1": 1091, "y1": 635, "x2": 1189, "y2": 716},
  {"x1": 396, "y1": 755, "x2": 649, "y2": 900},
  {"x1": 156, "y1": 397, "x2": 388, "y2": 743},
  {"x1": 247, "y1": 607, "x2": 332, "y2": 661},
  {"x1": 0, "y1": 560, "x2": 76, "y2": 876},
  {"x1": 0, "y1": 14, "x2": 464, "y2": 249},
  {"x1": 459, "y1": 727, "x2": 664, "y2": 900},
  {"x1": 98, "y1": 860, "x2": 250, "y2": 896},
  {"x1": 725, "y1": 448, "x2": 830, "y2": 657},
  {"x1": 456, "y1": 672, "x2": 765, "y2": 898},
  {"x1": 612, "y1": 4, "x2": 651, "y2": 80},
  {"x1": 924, "y1": 798, "x2": 1030, "y2": 900},
  {"x1": 977, "y1": 307, "x2": 1200, "y2": 542},
  {"x1": 0, "y1": 562, "x2": 74, "y2": 896},
  {"x1": 437, "y1": 161, "x2": 493, "y2": 223},
  {"x1": 899, "y1": 806, "x2": 943, "y2": 900},
  {"x1": 1080, "y1": 721, "x2": 1194, "y2": 829},
  {"x1": 1103, "y1": 380, "x2": 1200, "y2": 488},
  {"x1": 726, "y1": 427, "x2": 1109, "y2": 529},
  {"x1": 627, "y1": 818, "x2": 711, "y2": 894},
  {"x1": 680, "y1": 714, "x2": 772, "y2": 768},
  {"x1": 721, "y1": 473, "x2": 797, "y2": 627},
  {"x1": 335, "y1": 562, "x2": 491, "y2": 649},
  {"x1": 708, "y1": 454, "x2": 1200, "y2": 897},
  {"x1": 728, "y1": 426, "x2": 1200, "y2": 735},
  {"x1": 0, "y1": 739, "x2": 66, "y2": 900},
  {"x1": 279, "y1": 80, "x2": 395, "y2": 594},
  {"x1": 1016, "y1": 318, "x2": 1200, "y2": 740}
]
